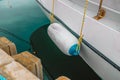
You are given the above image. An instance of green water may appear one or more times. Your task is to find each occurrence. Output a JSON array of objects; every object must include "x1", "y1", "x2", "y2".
[
  {"x1": 0, "y1": 0, "x2": 50, "y2": 79},
  {"x1": 0, "y1": 0, "x2": 50, "y2": 52}
]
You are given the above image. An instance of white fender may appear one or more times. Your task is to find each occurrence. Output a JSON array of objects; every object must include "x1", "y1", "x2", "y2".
[{"x1": 47, "y1": 23, "x2": 80, "y2": 56}]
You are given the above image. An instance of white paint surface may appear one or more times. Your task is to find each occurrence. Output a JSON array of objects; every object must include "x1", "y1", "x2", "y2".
[{"x1": 37, "y1": 0, "x2": 120, "y2": 79}]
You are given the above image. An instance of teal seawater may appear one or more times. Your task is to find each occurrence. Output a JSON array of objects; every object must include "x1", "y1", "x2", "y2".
[
  {"x1": 0, "y1": 0, "x2": 50, "y2": 79},
  {"x1": 0, "y1": 0, "x2": 50, "y2": 52}
]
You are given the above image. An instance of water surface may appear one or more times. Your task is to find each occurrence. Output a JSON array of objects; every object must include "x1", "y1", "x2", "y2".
[{"x1": 0, "y1": 0, "x2": 50, "y2": 52}]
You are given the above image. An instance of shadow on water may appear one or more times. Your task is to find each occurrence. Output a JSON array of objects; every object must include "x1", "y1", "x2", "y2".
[{"x1": 30, "y1": 24, "x2": 101, "y2": 80}]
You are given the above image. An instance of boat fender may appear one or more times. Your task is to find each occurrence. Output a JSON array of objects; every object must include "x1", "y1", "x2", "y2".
[{"x1": 47, "y1": 23, "x2": 80, "y2": 56}]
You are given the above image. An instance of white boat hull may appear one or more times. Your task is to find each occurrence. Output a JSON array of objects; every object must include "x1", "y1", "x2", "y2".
[
  {"x1": 36, "y1": 0, "x2": 120, "y2": 80},
  {"x1": 90, "y1": 0, "x2": 120, "y2": 13}
]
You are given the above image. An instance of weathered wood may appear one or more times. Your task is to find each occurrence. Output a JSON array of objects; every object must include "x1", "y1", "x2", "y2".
[
  {"x1": 12, "y1": 51, "x2": 43, "y2": 80},
  {"x1": 0, "y1": 49, "x2": 14, "y2": 67},
  {"x1": 0, "y1": 61, "x2": 40, "y2": 80},
  {"x1": 56, "y1": 76, "x2": 71, "y2": 80},
  {"x1": 0, "y1": 37, "x2": 17, "y2": 56}
]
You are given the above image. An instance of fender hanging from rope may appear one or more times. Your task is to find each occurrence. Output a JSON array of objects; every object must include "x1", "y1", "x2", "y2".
[
  {"x1": 47, "y1": 0, "x2": 89, "y2": 56},
  {"x1": 48, "y1": 0, "x2": 79, "y2": 56},
  {"x1": 48, "y1": 23, "x2": 79, "y2": 56}
]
